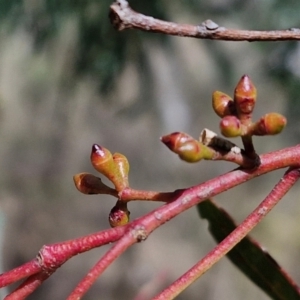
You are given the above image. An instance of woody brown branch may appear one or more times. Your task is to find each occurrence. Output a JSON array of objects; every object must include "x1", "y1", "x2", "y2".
[{"x1": 110, "y1": 0, "x2": 300, "y2": 41}]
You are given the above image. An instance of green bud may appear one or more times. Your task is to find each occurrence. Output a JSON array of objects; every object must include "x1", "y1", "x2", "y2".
[
  {"x1": 73, "y1": 172, "x2": 116, "y2": 195},
  {"x1": 220, "y1": 116, "x2": 242, "y2": 137},
  {"x1": 253, "y1": 113, "x2": 287, "y2": 135},
  {"x1": 161, "y1": 132, "x2": 214, "y2": 162},
  {"x1": 90, "y1": 144, "x2": 128, "y2": 191},
  {"x1": 212, "y1": 91, "x2": 235, "y2": 118}
]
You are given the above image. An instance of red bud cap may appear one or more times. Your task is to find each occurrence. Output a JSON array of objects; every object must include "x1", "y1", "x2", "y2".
[
  {"x1": 161, "y1": 132, "x2": 214, "y2": 162},
  {"x1": 220, "y1": 116, "x2": 242, "y2": 137},
  {"x1": 91, "y1": 144, "x2": 114, "y2": 173},
  {"x1": 161, "y1": 132, "x2": 194, "y2": 152},
  {"x1": 212, "y1": 91, "x2": 235, "y2": 117},
  {"x1": 234, "y1": 75, "x2": 257, "y2": 115},
  {"x1": 253, "y1": 113, "x2": 287, "y2": 136},
  {"x1": 109, "y1": 201, "x2": 130, "y2": 228}
]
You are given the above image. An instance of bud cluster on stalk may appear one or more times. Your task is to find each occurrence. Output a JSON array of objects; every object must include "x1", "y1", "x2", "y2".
[
  {"x1": 73, "y1": 144, "x2": 131, "y2": 227},
  {"x1": 212, "y1": 75, "x2": 287, "y2": 138},
  {"x1": 161, "y1": 75, "x2": 286, "y2": 164}
]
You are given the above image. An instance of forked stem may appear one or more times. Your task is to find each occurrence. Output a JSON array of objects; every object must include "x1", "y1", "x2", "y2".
[
  {"x1": 67, "y1": 228, "x2": 141, "y2": 299},
  {"x1": 153, "y1": 167, "x2": 300, "y2": 299}
]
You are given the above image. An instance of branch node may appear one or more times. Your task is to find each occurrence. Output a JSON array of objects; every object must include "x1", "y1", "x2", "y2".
[
  {"x1": 131, "y1": 225, "x2": 148, "y2": 242},
  {"x1": 201, "y1": 19, "x2": 219, "y2": 30}
]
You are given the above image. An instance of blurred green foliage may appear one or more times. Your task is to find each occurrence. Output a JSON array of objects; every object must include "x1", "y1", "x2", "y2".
[
  {"x1": 0, "y1": 0, "x2": 299, "y2": 108},
  {"x1": 0, "y1": 0, "x2": 171, "y2": 93}
]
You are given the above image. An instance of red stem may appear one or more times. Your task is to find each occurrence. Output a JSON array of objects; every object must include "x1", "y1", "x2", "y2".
[
  {"x1": 2, "y1": 145, "x2": 300, "y2": 297},
  {"x1": 0, "y1": 260, "x2": 40, "y2": 288},
  {"x1": 67, "y1": 230, "x2": 137, "y2": 299},
  {"x1": 119, "y1": 187, "x2": 182, "y2": 202},
  {"x1": 0, "y1": 226, "x2": 126, "y2": 289},
  {"x1": 153, "y1": 167, "x2": 300, "y2": 299},
  {"x1": 4, "y1": 271, "x2": 54, "y2": 300}
]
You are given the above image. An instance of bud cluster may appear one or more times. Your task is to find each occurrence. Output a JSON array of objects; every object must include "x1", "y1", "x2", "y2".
[
  {"x1": 73, "y1": 144, "x2": 131, "y2": 227},
  {"x1": 212, "y1": 75, "x2": 287, "y2": 138}
]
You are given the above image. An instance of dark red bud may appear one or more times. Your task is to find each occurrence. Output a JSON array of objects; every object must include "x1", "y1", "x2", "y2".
[
  {"x1": 109, "y1": 202, "x2": 130, "y2": 228},
  {"x1": 161, "y1": 132, "x2": 194, "y2": 152}
]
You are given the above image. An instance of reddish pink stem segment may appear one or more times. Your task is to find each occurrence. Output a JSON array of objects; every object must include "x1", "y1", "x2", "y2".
[{"x1": 154, "y1": 168, "x2": 300, "y2": 299}]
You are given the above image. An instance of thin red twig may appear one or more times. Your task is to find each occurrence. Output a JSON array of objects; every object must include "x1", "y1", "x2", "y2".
[
  {"x1": 0, "y1": 260, "x2": 40, "y2": 288},
  {"x1": 0, "y1": 226, "x2": 126, "y2": 289},
  {"x1": 109, "y1": 0, "x2": 300, "y2": 41},
  {"x1": 153, "y1": 167, "x2": 300, "y2": 299},
  {"x1": 66, "y1": 226, "x2": 144, "y2": 299},
  {"x1": 4, "y1": 271, "x2": 54, "y2": 300}
]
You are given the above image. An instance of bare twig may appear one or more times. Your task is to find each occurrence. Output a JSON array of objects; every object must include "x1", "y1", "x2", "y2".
[
  {"x1": 154, "y1": 167, "x2": 300, "y2": 299},
  {"x1": 109, "y1": 0, "x2": 300, "y2": 41},
  {"x1": 67, "y1": 226, "x2": 145, "y2": 299},
  {"x1": 5, "y1": 271, "x2": 54, "y2": 300}
]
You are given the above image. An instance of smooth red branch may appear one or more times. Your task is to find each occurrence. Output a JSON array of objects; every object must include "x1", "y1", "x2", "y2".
[
  {"x1": 119, "y1": 187, "x2": 183, "y2": 202},
  {"x1": 110, "y1": 0, "x2": 300, "y2": 41},
  {"x1": 5, "y1": 271, "x2": 54, "y2": 300},
  {"x1": 0, "y1": 260, "x2": 40, "y2": 288},
  {"x1": 154, "y1": 167, "x2": 300, "y2": 299},
  {"x1": 2, "y1": 144, "x2": 300, "y2": 297},
  {"x1": 67, "y1": 227, "x2": 142, "y2": 299},
  {"x1": 0, "y1": 226, "x2": 126, "y2": 289}
]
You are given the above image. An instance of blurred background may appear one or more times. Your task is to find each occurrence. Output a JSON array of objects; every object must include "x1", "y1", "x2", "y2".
[{"x1": 0, "y1": 0, "x2": 300, "y2": 299}]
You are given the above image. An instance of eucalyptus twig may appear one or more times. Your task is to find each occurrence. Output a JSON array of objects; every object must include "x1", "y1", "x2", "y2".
[
  {"x1": 109, "y1": 0, "x2": 300, "y2": 41},
  {"x1": 5, "y1": 271, "x2": 54, "y2": 300},
  {"x1": 2, "y1": 145, "x2": 300, "y2": 297},
  {"x1": 0, "y1": 226, "x2": 127, "y2": 289},
  {"x1": 153, "y1": 167, "x2": 300, "y2": 299},
  {"x1": 67, "y1": 226, "x2": 147, "y2": 300}
]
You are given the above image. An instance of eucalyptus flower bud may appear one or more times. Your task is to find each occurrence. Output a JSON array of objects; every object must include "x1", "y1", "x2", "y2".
[
  {"x1": 212, "y1": 91, "x2": 235, "y2": 117},
  {"x1": 109, "y1": 201, "x2": 130, "y2": 227},
  {"x1": 90, "y1": 144, "x2": 128, "y2": 191},
  {"x1": 161, "y1": 132, "x2": 214, "y2": 162},
  {"x1": 220, "y1": 116, "x2": 242, "y2": 137},
  {"x1": 73, "y1": 172, "x2": 116, "y2": 195},
  {"x1": 252, "y1": 113, "x2": 287, "y2": 136},
  {"x1": 234, "y1": 75, "x2": 257, "y2": 115}
]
